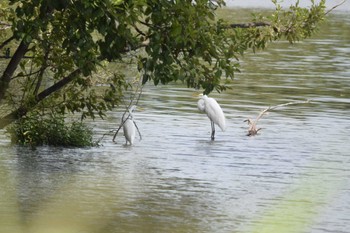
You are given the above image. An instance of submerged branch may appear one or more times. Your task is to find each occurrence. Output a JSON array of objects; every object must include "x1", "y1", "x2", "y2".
[{"x1": 245, "y1": 100, "x2": 311, "y2": 136}]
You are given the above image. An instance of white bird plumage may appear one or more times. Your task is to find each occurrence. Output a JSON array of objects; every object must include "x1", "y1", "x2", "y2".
[
  {"x1": 197, "y1": 94, "x2": 226, "y2": 140},
  {"x1": 122, "y1": 105, "x2": 137, "y2": 145}
]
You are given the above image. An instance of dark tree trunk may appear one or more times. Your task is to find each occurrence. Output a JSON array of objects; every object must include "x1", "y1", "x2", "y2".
[
  {"x1": 0, "y1": 69, "x2": 81, "y2": 129},
  {"x1": 0, "y1": 40, "x2": 29, "y2": 101}
]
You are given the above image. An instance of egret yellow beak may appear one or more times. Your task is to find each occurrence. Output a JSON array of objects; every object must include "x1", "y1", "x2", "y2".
[{"x1": 192, "y1": 92, "x2": 204, "y2": 98}]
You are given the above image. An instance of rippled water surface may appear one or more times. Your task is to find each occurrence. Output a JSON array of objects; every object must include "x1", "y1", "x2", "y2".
[{"x1": 1, "y1": 11, "x2": 350, "y2": 233}]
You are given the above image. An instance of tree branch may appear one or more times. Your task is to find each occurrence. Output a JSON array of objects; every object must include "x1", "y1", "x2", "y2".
[
  {"x1": 228, "y1": 22, "x2": 272, "y2": 28},
  {"x1": 0, "y1": 39, "x2": 29, "y2": 101},
  {"x1": 325, "y1": 0, "x2": 346, "y2": 15},
  {"x1": 0, "y1": 69, "x2": 81, "y2": 129},
  {"x1": 0, "y1": 36, "x2": 14, "y2": 50},
  {"x1": 11, "y1": 68, "x2": 44, "y2": 79},
  {"x1": 36, "y1": 69, "x2": 81, "y2": 102},
  {"x1": 245, "y1": 100, "x2": 311, "y2": 136},
  {"x1": 133, "y1": 23, "x2": 147, "y2": 37},
  {"x1": 33, "y1": 49, "x2": 50, "y2": 97}
]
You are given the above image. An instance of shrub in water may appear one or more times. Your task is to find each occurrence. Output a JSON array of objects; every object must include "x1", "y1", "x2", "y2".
[{"x1": 8, "y1": 112, "x2": 94, "y2": 147}]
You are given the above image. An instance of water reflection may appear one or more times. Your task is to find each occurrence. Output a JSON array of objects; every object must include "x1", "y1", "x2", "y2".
[{"x1": 1, "y1": 11, "x2": 350, "y2": 233}]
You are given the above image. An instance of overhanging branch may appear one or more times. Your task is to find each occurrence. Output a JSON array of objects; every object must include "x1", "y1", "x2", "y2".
[
  {"x1": 0, "y1": 36, "x2": 14, "y2": 50},
  {"x1": 0, "y1": 39, "x2": 29, "y2": 101},
  {"x1": 228, "y1": 22, "x2": 272, "y2": 28},
  {"x1": 0, "y1": 69, "x2": 81, "y2": 129}
]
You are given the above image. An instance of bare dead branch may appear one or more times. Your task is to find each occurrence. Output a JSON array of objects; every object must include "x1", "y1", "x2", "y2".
[
  {"x1": 112, "y1": 120, "x2": 124, "y2": 142},
  {"x1": 245, "y1": 100, "x2": 311, "y2": 136},
  {"x1": 112, "y1": 76, "x2": 143, "y2": 143},
  {"x1": 325, "y1": 0, "x2": 346, "y2": 15},
  {"x1": 112, "y1": 110, "x2": 142, "y2": 143}
]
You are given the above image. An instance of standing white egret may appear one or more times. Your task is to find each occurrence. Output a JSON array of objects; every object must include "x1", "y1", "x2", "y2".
[
  {"x1": 112, "y1": 105, "x2": 142, "y2": 145},
  {"x1": 122, "y1": 105, "x2": 137, "y2": 145},
  {"x1": 197, "y1": 94, "x2": 226, "y2": 140}
]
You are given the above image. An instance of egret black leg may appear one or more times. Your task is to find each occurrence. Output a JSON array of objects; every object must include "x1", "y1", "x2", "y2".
[{"x1": 211, "y1": 121, "x2": 215, "y2": 140}]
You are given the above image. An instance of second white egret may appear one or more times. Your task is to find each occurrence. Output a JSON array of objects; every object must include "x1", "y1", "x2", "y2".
[
  {"x1": 197, "y1": 94, "x2": 226, "y2": 140},
  {"x1": 122, "y1": 105, "x2": 137, "y2": 145}
]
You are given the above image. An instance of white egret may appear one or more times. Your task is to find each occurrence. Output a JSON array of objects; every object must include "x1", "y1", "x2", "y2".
[
  {"x1": 112, "y1": 105, "x2": 142, "y2": 145},
  {"x1": 122, "y1": 105, "x2": 137, "y2": 145},
  {"x1": 197, "y1": 94, "x2": 226, "y2": 140}
]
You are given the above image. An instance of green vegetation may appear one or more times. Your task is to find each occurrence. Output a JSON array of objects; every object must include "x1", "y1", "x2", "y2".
[
  {"x1": 0, "y1": 0, "x2": 327, "y2": 146},
  {"x1": 7, "y1": 111, "x2": 94, "y2": 147}
]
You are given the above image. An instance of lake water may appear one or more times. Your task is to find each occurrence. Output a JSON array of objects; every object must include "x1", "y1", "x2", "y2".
[{"x1": 1, "y1": 10, "x2": 349, "y2": 233}]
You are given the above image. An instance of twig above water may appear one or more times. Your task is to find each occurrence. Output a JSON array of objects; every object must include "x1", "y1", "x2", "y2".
[
  {"x1": 112, "y1": 76, "x2": 144, "y2": 143},
  {"x1": 325, "y1": 0, "x2": 347, "y2": 15},
  {"x1": 245, "y1": 100, "x2": 312, "y2": 136}
]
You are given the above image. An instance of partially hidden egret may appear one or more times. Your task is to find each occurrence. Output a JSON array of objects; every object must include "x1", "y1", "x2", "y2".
[
  {"x1": 197, "y1": 94, "x2": 226, "y2": 140},
  {"x1": 122, "y1": 105, "x2": 137, "y2": 145}
]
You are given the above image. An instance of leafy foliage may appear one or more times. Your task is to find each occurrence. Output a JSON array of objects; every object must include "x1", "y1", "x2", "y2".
[
  {"x1": 0, "y1": 0, "x2": 327, "y2": 144},
  {"x1": 7, "y1": 111, "x2": 95, "y2": 147}
]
